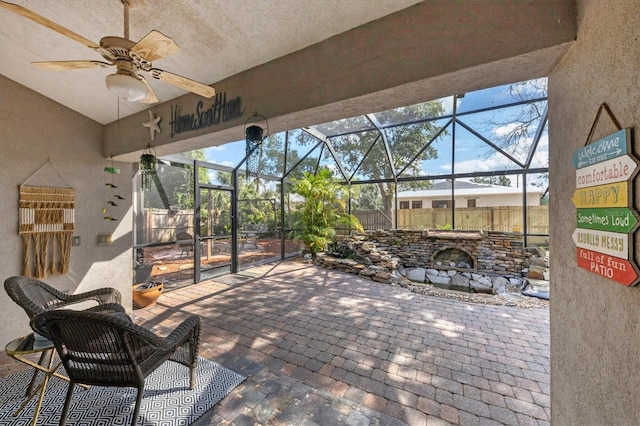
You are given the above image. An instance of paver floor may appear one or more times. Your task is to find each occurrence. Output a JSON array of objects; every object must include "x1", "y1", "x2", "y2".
[{"x1": 1, "y1": 260, "x2": 550, "y2": 425}]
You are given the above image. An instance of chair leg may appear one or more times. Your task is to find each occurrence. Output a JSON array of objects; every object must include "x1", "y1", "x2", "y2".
[
  {"x1": 59, "y1": 382, "x2": 75, "y2": 426},
  {"x1": 131, "y1": 387, "x2": 144, "y2": 426},
  {"x1": 25, "y1": 349, "x2": 51, "y2": 396},
  {"x1": 190, "y1": 366, "x2": 196, "y2": 390}
]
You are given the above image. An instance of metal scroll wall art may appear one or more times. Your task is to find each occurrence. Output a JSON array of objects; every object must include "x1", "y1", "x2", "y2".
[
  {"x1": 18, "y1": 161, "x2": 75, "y2": 278},
  {"x1": 103, "y1": 158, "x2": 123, "y2": 221}
]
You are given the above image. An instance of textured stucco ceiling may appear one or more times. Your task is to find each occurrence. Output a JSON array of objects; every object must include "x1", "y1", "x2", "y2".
[{"x1": 0, "y1": 0, "x2": 422, "y2": 124}]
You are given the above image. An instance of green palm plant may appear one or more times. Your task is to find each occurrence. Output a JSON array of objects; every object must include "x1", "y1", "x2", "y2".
[{"x1": 291, "y1": 169, "x2": 364, "y2": 256}]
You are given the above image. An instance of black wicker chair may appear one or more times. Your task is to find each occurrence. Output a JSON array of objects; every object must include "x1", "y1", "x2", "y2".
[
  {"x1": 4, "y1": 276, "x2": 126, "y2": 397},
  {"x1": 32, "y1": 309, "x2": 201, "y2": 426},
  {"x1": 4, "y1": 276, "x2": 124, "y2": 322}
]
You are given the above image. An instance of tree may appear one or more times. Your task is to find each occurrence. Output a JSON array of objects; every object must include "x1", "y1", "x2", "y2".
[
  {"x1": 471, "y1": 176, "x2": 512, "y2": 187},
  {"x1": 144, "y1": 150, "x2": 208, "y2": 210},
  {"x1": 257, "y1": 101, "x2": 446, "y2": 229},
  {"x1": 480, "y1": 79, "x2": 549, "y2": 204},
  {"x1": 291, "y1": 168, "x2": 363, "y2": 256},
  {"x1": 482, "y1": 78, "x2": 547, "y2": 157}
]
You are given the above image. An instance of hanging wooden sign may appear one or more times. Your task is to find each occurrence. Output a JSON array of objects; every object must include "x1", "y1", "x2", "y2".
[
  {"x1": 576, "y1": 248, "x2": 639, "y2": 286},
  {"x1": 571, "y1": 181, "x2": 629, "y2": 208},
  {"x1": 572, "y1": 125, "x2": 640, "y2": 286},
  {"x1": 576, "y1": 208, "x2": 638, "y2": 233}
]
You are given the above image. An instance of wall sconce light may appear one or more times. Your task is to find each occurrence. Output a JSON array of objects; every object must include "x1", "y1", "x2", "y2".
[
  {"x1": 244, "y1": 112, "x2": 269, "y2": 177},
  {"x1": 140, "y1": 144, "x2": 156, "y2": 191}
]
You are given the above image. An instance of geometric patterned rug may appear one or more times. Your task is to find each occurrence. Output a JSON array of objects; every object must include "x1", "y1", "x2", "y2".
[{"x1": 0, "y1": 358, "x2": 245, "y2": 425}]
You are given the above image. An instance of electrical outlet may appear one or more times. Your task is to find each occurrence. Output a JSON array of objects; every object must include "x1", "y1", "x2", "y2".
[{"x1": 72, "y1": 236, "x2": 81, "y2": 246}]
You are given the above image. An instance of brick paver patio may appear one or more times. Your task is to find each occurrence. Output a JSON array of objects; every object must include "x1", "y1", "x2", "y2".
[
  {"x1": 1, "y1": 260, "x2": 550, "y2": 425},
  {"x1": 135, "y1": 261, "x2": 550, "y2": 425}
]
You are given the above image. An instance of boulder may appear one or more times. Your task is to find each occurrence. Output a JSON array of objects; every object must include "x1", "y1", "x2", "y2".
[
  {"x1": 477, "y1": 276, "x2": 493, "y2": 287},
  {"x1": 509, "y1": 277, "x2": 526, "y2": 288},
  {"x1": 427, "y1": 273, "x2": 451, "y2": 285},
  {"x1": 406, "y1": 267, "x2": 426, "y2": 282},
  {"x1": 493, "y1": 276, "x2": 510, "y2": 289},
  {"x1": 396, "y1": 263, "x2": 407, "y2": 276},
  {"x1": 451, "y1": 273, "x2": 470, "y2": 287},
  {"x1": 470, "y1": 279, "x2": 493, "y2": 293}
]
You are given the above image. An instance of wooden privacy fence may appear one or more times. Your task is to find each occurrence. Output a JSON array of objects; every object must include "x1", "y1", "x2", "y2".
[
  {"x1": 352, "y1": 209, "x2": 392, "y2": 230},
  {"x1": 354, "y1": 206, "x2": 549, "y2": 234},
  {"x1": 142, "y1": 209, "x2": 194, "y2": 243}
]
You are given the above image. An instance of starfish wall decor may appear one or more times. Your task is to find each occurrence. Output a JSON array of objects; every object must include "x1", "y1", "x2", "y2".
[{"x1": 143, "y1": 111, "x2": 162, "y2": 141}]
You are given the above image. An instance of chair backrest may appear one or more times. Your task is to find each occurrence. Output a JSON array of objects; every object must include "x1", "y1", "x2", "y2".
[
  {"x1": 4, "y1": 276, "x2": 68, "y2": 319},
  {"x1": 176, "y1": 232, "x2": 194, "y2": 248},
  {"x1": 32, "y1": 309, "x2": 165, "y2": 388}
]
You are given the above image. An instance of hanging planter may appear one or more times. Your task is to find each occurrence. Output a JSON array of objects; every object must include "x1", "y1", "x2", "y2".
[
  {"x1": 140, "y1": 144, "x2": 156, "y2": 191},
  {"x1": 132, "y1": 282, "x2": 163, "y2": 308},
  {"x1": 244, "y1": 112, "x2": 269, "y2": 177}
]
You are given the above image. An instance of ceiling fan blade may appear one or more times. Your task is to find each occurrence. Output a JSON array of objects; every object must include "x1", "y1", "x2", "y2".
[
  {"x1": 139, "y1": 76, "x2": 159, "y2": 104},
  {"x1": 0, "y1": 1, "x2": 99, "y2": 49},
  {"x1": 149, "y1": 68, "x2": 215, "y2": 98},
  {"x1": 132, "y1": 30, "x2": 180, "y2": 62},
  {"x1": 32, "y1": 60, "x2": 112, "y2": 70}
]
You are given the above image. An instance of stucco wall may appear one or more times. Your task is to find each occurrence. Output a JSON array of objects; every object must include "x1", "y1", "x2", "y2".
[
  {"x1": 399, "y1": 193, "x2": 541, "y2": 207},
  {"x1": 549, "y1": 1, "x2": 640, "y2": 424},
  {"x1": 0, "y1": 76, "x2": 133, "y2": 347}
]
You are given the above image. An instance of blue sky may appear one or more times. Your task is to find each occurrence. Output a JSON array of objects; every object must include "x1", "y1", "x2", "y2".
[{"x1": 192, "y1": 78, "x2": 549, "y2": 188}]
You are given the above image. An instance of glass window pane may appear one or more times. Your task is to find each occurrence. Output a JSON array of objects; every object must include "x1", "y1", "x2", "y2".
[
  {"x1": 373, "y1": 96, "x2": 453, "y2": 126},
  {"x1": 526, "y1": 172, "x2": 549, "y2": 236},
  {"x1": 286, "y1": 129, "x2": 321, "y2": 175},
  {"x1": 529, "y1": 122, "x2": 549, "y2": 169},
  {"x1": 287, "y1": 142, "x2": 322, "y2": 178},
  {"x1": 398, "y1": 131, "x2": 453, "y2": 179},
  {"x1": 396, "y1": 178, "x2": 452, "y2": 230},
  {"x1": 202, "y1": 140, "x2": 246, "y2": 167},
  {"x1": 318, "y1": 147, "x2": 348, "y2": 181},
  {"x1": 453, "y1": 125, "x2": 521, "y2": 174},
  {"x1": 237, "y1": 175, "x2": 281, "y2": 270},
  {"x1": 388, "y1": 118, "x2": 452, "y2": 175},
  {"x1": 327, "y1": 130, "x2": 381, "y2": 179},
  {"x1": 259, "y1": 132, "x2": 287, "y2": 177},
  {"x1": 312, "y1": 115, "x2": 374, "y2": 137},
  {"x1": 351, "y1": 138, "x2": 393, "y2": 182},
  {"x1": 351, "y1": 182, "x2": 394, "y2": 229},
  {"x1": 458, "y1": 101, "x2": 546, "y2": 166},
  {"x1": 202, "y1": 168, "x2": 233, "y2": 186},
  {"x1": 456, "y1": 78, "x2": 547, "y2": 114}
]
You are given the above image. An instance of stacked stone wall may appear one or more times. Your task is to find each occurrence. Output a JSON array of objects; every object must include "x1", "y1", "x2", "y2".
[
  {"x1": 360, "y1": 229, "x2": 527, "y2": 276},
  {"x1": 314, "y1": 229, "x2": 530, "y2": 292}
]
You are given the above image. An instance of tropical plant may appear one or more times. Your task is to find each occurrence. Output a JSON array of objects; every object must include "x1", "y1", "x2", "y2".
[{"x1": 291, "y1": 168, "x2": 363, "y2": 256}]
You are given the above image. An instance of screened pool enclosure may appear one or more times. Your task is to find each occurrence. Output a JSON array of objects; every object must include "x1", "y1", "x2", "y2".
[{"x1": 133, "y1": 78, "x2": 549, "y2": 288}]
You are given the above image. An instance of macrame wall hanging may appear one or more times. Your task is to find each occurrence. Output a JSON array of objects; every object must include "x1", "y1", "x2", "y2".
[{"x1": 19, "y1": 160, "x2": 75, "y2": 278}]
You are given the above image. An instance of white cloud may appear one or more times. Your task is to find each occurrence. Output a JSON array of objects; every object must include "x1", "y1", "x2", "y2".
[{"x1": 493, "y1": 123, "x2": 519, "y2": 137}]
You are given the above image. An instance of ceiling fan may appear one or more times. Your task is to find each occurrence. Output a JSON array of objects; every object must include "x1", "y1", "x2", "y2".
[{"x1": 0, "y1": 0, "x2": 215, "y2": 103}]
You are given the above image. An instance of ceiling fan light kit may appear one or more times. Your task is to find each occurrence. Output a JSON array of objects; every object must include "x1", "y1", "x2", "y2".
[
  {"x1": 0, "y1": 0, "x2": 215, "y2": 103},
  {"x1": 106, "y1": 72, "x2": 148, "y2": 102}
]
